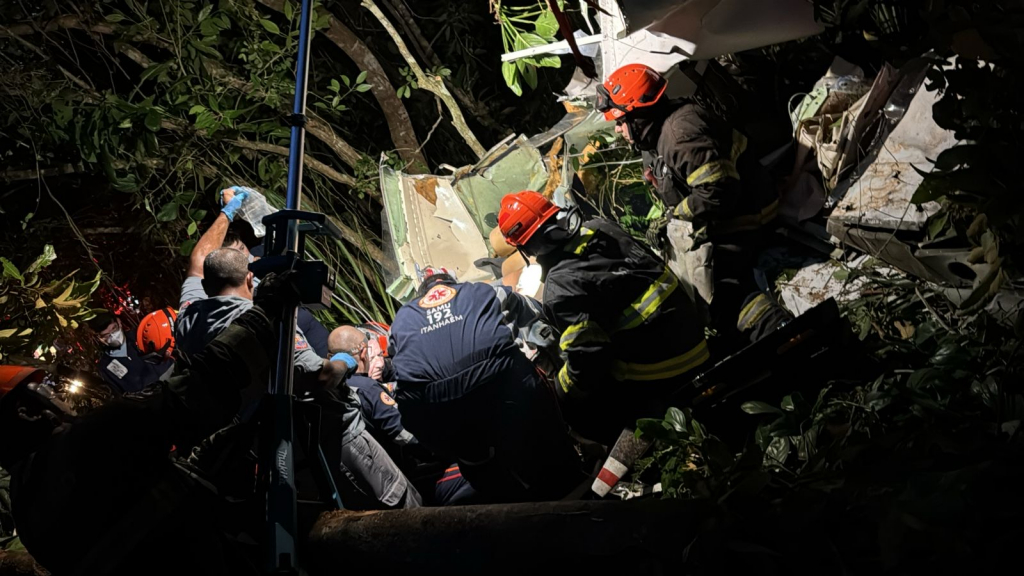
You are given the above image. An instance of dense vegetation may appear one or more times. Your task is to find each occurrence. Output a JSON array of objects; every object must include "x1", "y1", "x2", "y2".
[{"x1": 1, "y1": 2, "x2": 1023, "y2": 571}]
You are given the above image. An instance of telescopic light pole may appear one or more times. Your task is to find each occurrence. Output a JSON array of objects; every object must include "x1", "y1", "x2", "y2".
[{"x1": 264, "y1": 0, "x2": 314, "y2": 572}]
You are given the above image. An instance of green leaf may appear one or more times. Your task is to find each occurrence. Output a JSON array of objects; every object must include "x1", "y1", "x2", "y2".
[
  {"x1": 259, "y1": 19, "x2": 281, "y2": 34},
  {"x1": 927, "y1": 212, "x2": 950, "y2": 240},
  {"x1": 198, "y1": 5, "x2": 213, "y2": 22},
  {"x1": 188, "y1": 105, "x2": 207, "y2": 115},
  {"x1": 1, "y1": 257, "x2": 24, "y2": 282},
  {"x1": 535, "y1": 9, "x2": 559, "y2": 38},
  {"x1": 781, "y1": 395, "x2": 795, "y2": 412},
  {"x1": 187, "y1": 221, "x2": 198, "y2": 235},
  {"x1": 356, "y1": 70, "x2": 368, "y2": 84},
  {"x1": 516, "y1": 32, "x2": 552, "y2": 50},
  {"x1": 741, "y1": 401, "x2": 783, "y2": 415},
  {"x1": 0, "y1": 329, "x2": 17, "y2": 339},
  {"x1": 179, "y1": 238, "x2": 198, "y2": 256},
  {"x1": 144, "y1": 109, "x2": 162, "y2": 132},
  {"x1": 329, "y1": 79, "x2": 340, "y2": 92},
  {"x1": 284, "y1": 0, "x2": 295, "y2": 20},
  {"x1": 53, "y1": 280, "x2": 76, "y2": 304},
  {"x1": 105, "y1": 13, "x2": 126, "y2": 23},
  {"x1": 522, "y1": 63, "x2": 538, "y2": 89},
  {"x1": 664, "y1": 407, "x2": 688, "y2": 434},
  {"x1": 355, "y1": 84, "x2": 372, "y2": 92},
  {"x1": 534, "y1": 54, "x2": 561, "y2": 68},
  {"x1": 26, "y1": 244, "x2": 56, "y2": 274},
  {"x1": 501, "y1": 60, "x2": 518, "y2": 89},
  {"x1": 156, "y1": 201, "x2": 179, "y2": 222},
  {"x1": 342, "y1": 75, "x2": 351, "y2": 88},
  {"x1": 765, "y1": 437, "x2": 791, "y2": 465}
]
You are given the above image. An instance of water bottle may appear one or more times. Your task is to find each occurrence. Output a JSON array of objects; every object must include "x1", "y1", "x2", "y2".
[{"x1": 232, "y1": 188, "x2": 275, "y2": 238}]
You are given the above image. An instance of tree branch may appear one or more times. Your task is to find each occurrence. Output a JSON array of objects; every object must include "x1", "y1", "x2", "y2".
[
  {"x1": 254, "y1": 0, "x2": 428, "y2": 173},
  {"x1": 231, "y1": 138, "x2": 362, "y2": 190},
  {"x1": 361, "y1": 0, "x2": 487, "y2": 159},
  {"x1": 380, "y1": 0, "x2": 503, "y2": 133},
  {"x1": 0, "y1": 24, "x2": 95, "y2": 92},
  {"x1": 1, "y1": 164, "x2": 85, "y2": 183}
]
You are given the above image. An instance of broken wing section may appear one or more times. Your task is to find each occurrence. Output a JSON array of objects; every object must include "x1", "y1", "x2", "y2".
[{"x1": 379, "y1": 166, "x2": 492, "y2": 302}]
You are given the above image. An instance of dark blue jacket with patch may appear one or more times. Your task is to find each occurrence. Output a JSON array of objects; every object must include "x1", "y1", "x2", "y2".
[
  {"x1": 347, "y1": 375, "x2": 414, "y2": 448},
  {"x1": 390, "y1": 282, "x2": 540, "y2": 403},
  {"x1": 97, "y1": 339, "x2": 171, "y2": 395}
]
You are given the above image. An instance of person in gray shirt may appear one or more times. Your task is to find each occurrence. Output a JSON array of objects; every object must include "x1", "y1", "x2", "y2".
[{"x1": 175, "y1": 186, "x2": 421, "y2": 509}]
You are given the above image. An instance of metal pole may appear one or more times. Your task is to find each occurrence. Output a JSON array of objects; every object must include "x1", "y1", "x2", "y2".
[{"x1": 264, "y1": 0, "x2": 314, "y2": 572}]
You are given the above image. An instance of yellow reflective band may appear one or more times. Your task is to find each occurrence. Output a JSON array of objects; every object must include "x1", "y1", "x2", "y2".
[
  {"x1": 612, "y1": 339, "x2": 711, "y2": 382},
  {"x1": 559, "y1": 321, "x2": 610, "y2": 351},
  {"x1": 558, "y1": 364, "x2": 589, "y2": 397},
  {"x1": 737, "y1": 294, "x2": 772, "y2": 332},
  {"x1": 557, "y1": 364, "x2": 573, "y2": 394},
  {"x1": 686, "y1": 160, "x2": 740, "y2": 187},
  {"x1": 566, "y1": 227, "x2": 595, "y2": 255},
  {"x1": 618, "y1": 268, "x2": 679, "y2": 332},
  {"x1": 674, "y1": 197, "x2": 695, "y2": 220}
]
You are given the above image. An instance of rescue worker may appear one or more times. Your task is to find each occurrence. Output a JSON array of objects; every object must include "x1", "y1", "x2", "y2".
[
  {"x1": 87, "y1": 312, "x2": 171, "y2": 395},
  {"x1": 178, "y1": 186, "x2": 420, "y2": 510},
  {"x1": 0, "y1": 291, "x2": 285, "y2": 576},
  {"x1": 498, "y1": 191, "x2": 710, "y2": 444},
  {"x1": 136, "y1": 307, "x2": 178, "y2": 379},
  {"x1": 328, "y1": 326, "x2": 415, "y2": 449},
  {"x1": 595, "y1": 63, "x2": 791, "y2": 349},
  {"x1": 389, "y1": 268, "x2": 582, "y2": 502},
  {"x1": 330, "y1": 325, "x2": 477, "y2": 506}
]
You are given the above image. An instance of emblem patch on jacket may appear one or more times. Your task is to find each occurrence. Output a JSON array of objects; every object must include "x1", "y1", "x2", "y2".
[{"x1": 419, "y1": 285, "x2": 457, "y2": 308}]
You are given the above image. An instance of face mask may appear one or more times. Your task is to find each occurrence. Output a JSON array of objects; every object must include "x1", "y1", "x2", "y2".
[{"x1": 103, "y1": 329, "x2": 125, "y2": 348}]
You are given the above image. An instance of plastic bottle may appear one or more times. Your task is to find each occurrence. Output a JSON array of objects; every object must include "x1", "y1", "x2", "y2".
[{"x1": 233, "y1": 188, "x2": 275, "y2": 238}]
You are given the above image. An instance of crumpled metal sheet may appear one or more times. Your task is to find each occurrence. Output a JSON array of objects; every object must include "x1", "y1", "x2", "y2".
[
  {"x1": 379, "y1": 167, "x2": 492, "y2": 302},
  {"x1": 827, "y1": 63, "x2": 953, "y2": 232}
]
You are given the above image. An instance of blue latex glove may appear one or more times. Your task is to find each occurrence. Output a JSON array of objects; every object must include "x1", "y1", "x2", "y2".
[
  {"x1": 219, "y1": 186, "x2": 254, "y2": 221},
  {"x1": 330, "y1": 353, "x2": 357, "y2": 370}
]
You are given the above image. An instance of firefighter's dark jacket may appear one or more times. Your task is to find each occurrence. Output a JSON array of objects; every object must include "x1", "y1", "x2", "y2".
[
  {"x1": 538, "y1": 219, "x2": 709, "y2": 399},
  {"x1": 637, "y1": 100, "x2": 778, "y2": 235}
]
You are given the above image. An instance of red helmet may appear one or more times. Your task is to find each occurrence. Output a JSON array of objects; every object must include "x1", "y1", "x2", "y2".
[
  {"x1": 137, "y1": 307, "x2": 177, "y2": 360},
  {"x1": 596, "y1": 63, "x2": 668, "y2": 121},
  {"x1": 359, "y1": 321, "x2": 391, "y2": 358},
  {"x1": 498, "y1": 191, "x2": 560, "y2": 248}
]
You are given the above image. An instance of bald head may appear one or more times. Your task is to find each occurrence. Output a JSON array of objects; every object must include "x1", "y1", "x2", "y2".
[
  {"x1": 202, "y1": 248, "x2": 254, "y2": 298},
  {"x1": 329, "y1": 325, "x2": 369, "y2": 373},
  {"x1": 329, "y1": 326, "x2": 366, "y2": 355}
]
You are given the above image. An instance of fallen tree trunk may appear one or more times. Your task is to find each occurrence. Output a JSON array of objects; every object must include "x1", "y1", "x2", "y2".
[{"x1": 306, "y1": 498, "x2": 710, "y2": 575}]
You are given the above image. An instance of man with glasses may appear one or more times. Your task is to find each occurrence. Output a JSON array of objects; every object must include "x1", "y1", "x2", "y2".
[{"x1": 87, "y1": 313, "x2": 171, "y2": 394}]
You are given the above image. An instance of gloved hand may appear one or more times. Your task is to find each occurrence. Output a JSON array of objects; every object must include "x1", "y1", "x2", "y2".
[
  {"x1": 645, "y1": 214, "x2": 669, "y2": 248},
  {"x1": 219, "y1": 186, "x2": 256, "y2": 221},
  {"x1": 330, "y1": 353, "x2": 358, "y2": 379}
]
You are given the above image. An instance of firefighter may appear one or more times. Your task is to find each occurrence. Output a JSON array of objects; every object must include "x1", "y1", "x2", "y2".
[
  {"x1": 595, "y1": 63, "x2": 791, "y2": 349},
  {"x1": 136, "y1": 307, "x2": 178, "y2": 379},
  {"x1": 389, "y1": 268, "x2": 582, "y2": 502},
  {"x1": 498, "y1": 191, "x2": 710, "y2": 444},
  {"x1": 0, "y1": 298, "x2": 283, "y2": 576}
]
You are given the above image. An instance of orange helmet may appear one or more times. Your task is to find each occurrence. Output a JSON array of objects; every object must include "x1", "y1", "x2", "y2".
[
  {"x1": 596, "y1": 63, "x2": 668, "y2": 121},
  {"x1": 0, "y1": 366, "x2": 43, "y2": 400},
  {"x1": 137, "y1": 307, "x2": 177, "y2": 360},
  {"x1": 498, "y1": 191, "x2": 560, "y2": 247}
]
